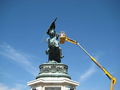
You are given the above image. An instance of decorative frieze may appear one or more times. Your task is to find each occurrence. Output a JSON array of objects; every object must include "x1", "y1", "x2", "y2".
[{"x1": 36, "y1": 61, "x2": 71, "y2": 79}]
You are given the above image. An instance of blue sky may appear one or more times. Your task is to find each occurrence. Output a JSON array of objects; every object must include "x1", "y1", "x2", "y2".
[{"x1": 0, "y1": 0, "x2": 120, "y2": 90}]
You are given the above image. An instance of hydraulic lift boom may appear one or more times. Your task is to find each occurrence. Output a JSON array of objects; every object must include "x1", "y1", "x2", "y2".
[{"x1": 59, "y1": 32, "x2": 116, "y2": 90}]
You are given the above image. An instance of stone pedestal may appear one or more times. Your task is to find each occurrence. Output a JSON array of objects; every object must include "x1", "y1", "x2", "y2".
[
  {"x1": 28, "y1": 77, "x2": 79, "y2": 90},
  {"x1": 27, "y1": 61, "x2": 79, "y2": 90},
  {"x1": 36, "y1": 61, "x2": 71, "y2": 79}
]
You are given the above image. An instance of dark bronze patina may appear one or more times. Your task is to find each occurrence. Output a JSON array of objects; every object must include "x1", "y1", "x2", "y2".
[{"x1": 46, "y1": 18, "x2": 63, "y2": 63}]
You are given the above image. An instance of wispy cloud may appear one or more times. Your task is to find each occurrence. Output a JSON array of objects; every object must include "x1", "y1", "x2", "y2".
[
  {"x1": 0, "y1": 43, "x2": 38, "y2": 76},
  {"x1": 79, "y1": 52, "x2": 103, "y2": 83},
  {"x1": 79, "y1": 63, "x2": 96, "y2": 83},
  {"x1": 0, "y1": 83, "x2": 28, "y2": 90}
]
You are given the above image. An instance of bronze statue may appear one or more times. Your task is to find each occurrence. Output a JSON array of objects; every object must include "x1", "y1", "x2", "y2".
[{"x1": 46, "y1": 18, "x2": 63, "y2": 63}]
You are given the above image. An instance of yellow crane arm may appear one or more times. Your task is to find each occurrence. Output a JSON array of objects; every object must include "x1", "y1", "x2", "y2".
[{"x1": 59, "y1": 32, "x2": 116, "y2": 90}]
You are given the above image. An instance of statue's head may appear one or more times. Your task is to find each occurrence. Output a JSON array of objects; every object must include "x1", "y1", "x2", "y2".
[{"x1": 47, "y1": 29, "x2": 56, "y2": 38}]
